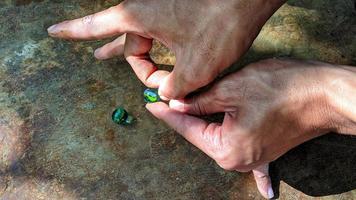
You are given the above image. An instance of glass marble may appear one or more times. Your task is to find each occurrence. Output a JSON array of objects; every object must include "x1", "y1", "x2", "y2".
[
  {"x1": 112, "y1": 107, "x2": 134, "y2": 125},
  {"x1": 143, "y1": 88, "x2": 160, "y2": 103}
]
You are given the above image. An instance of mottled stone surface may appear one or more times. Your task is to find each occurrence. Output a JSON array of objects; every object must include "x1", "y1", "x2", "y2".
[{"x1": 0, "y1": 0, "x2": 355, "y2": 199}]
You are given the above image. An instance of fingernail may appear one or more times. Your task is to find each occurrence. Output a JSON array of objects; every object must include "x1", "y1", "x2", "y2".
[
  {"x1": 268, "y1": 186, "x2": 274, "y2": 199},
  {"x1": 169, "y1": 100, "x2": 184, "y2": 111},
  {"x1": 145, "y1": 103, "x2": 156, "y2": 112},
  {"x1": 47, "y1": 25, "x2": 57, "y2": 33},
  {"x1": 160, "y1": 95, "x2": 169, "y2": 101},
  {"x1": 158, "y1": 89, "x2": 169, "y2": 101},
  {"x1": 94, "y1": 48, "x2": 102, "y2": 59}
]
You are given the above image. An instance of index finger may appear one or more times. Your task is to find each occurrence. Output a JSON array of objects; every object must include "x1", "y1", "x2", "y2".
[
  {"x1": 146, "y1": 102, "x2": 224, "y2": 159},
  {"x1": 48, "y1": 3, "x2": 137, "y2": 40}
]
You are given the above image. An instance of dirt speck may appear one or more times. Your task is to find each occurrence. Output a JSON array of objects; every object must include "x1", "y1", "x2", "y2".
[{"x1": 105, "y1": 129, "x2": 115, "y2": 142}]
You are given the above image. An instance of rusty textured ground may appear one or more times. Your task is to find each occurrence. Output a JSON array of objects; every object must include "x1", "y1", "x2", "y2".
[{"x1": 0, "y1": 0, "x2": 355, "y2": 199}]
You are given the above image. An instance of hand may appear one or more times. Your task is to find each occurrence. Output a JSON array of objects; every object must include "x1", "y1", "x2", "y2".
[
  {"x1": 146, "y1": 58, "x2": 356, "y2": 198},
  {"x1": 47, "y1": 0, "x2": 285, "y2": 99}
]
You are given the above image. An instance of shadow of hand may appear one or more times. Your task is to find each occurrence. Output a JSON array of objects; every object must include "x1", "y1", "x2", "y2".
[{"x1": 271, "y1": 133, "x2": 356, "y2": 198}]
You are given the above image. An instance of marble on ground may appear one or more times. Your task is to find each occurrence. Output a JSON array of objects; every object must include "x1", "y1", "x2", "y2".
[{"x1": 0, "y1": 0, "x2": 355, "y2": 199}]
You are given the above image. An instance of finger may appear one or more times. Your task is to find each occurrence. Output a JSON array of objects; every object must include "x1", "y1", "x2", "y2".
[
  {"x1": 48, "y1": 3, "x2": 136, "y2": 40},
  {"x1": 94, "y1": 34, "x2": 126, "y2": 60},
  {"x1": 158, "y1": 69, "x2": 200, "y2": 100},
  {"x1": 146, "y1": 102, "x2": 223, "y2": 159},
  {"x1": 158, "y1": 58, "x2": 219, "y2": 100},
  {"x1": 125, "y1": 33, "x2": 169, "y2": 88},
  {"x1": 169, "y1": 91, "x2": 226, "y2": 115},
  {"x1": 168, "y1": 78, "x2": 237, "y2": 115},
  {"x1": 252, "y1": 164, "x2": 274, "y2": 199}
]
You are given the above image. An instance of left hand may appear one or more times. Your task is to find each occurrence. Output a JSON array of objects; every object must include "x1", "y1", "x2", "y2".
[
  {"x1": 47, "y1": 0, "x2": 285, "y2": 100},
  {"x1": 146, "y1": 58, "x2": 343, "y2": 199}
]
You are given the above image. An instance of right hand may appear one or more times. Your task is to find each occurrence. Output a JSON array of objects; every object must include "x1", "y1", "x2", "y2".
[
  {"x1": 146, "y1": 58, "x2": 355, "y2": 199},
  {"x1": 48, "y1": 0, "x2": 285, "y2": 99}
]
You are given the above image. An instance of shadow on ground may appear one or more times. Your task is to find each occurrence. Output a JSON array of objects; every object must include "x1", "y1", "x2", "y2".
[{"x1": 271, "y1": 133, "x2": 356, "y2": 198}]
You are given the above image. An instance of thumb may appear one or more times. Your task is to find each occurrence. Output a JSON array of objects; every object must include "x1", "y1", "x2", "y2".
[
  {"x1": 168, "y1": 89, "x2": 225, "y2": 115},
  {"x1": 158, "y1": 59, "x2": 218, "y2": 100},
  {"x1": 158, "y1": 71, "x2": 197, "y2": 100},
  {"x1": 252, "y1": 164, "x2": 274, "y2": 199}
]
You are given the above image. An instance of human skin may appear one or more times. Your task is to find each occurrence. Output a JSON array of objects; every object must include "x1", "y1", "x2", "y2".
[
  {"x1": 44, "y1": 0, "x2": 326, "y2": 198},
  {"x1": 47, "y1": 0, "x2": 286, "y2": 100},
  {"x1": 146, "y1": 58, "x2": 356, "y2": 198},
  {"x1": 45, "y1": 1, "x2": 356, "y2": 198}
]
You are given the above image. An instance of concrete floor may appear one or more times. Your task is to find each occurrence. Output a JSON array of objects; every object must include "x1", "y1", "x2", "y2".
[{"x1": 0, "y1": 0, "x2": 355, "y2": 199}]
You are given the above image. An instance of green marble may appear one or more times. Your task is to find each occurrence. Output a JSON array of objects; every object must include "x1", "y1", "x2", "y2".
[
  {"x1": 144, "y1": 88, "x2": 160, "y2": 103},
  {"x1": 112, "y1": 107, "x2": 134, "y2": 125}
]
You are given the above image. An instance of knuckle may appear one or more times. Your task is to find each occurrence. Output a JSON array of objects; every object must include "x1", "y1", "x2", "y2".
[
  {"x1": 160, "y1": 87, "x2": 182, "y2": 100},
  {"x1": 165, "y1": 73, "x2": 198, "y2": 99},
  {"x1": 214, "y1": 146, "x2": 260, "y2": 172},
  {"x1": 215, "y1": 155, "x2": 250, "y2": 172},
  {"x1": 82, "y1": 14, "x2": 95, "y2": 26},
  {"x1": 232, "y1": 155, "x2": 253, "y2": 172},
  {"x1": 213, "y1": 148, "x2": 237, "y2": 171},
  {"x1": 192, "y1": 96, "x2": 208, "y2": 115}
]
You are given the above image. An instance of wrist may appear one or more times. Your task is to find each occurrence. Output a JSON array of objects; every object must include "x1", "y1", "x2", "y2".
[
  {"x1": 227, "y1": 0, "x2": 286, "y2": 57},
  {"x1": 324, "y1": 65, "x2": 356, "y2": 135}
]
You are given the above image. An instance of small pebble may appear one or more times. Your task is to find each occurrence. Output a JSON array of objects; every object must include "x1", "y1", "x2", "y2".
[{"x1": 81, "y1": 102, "x2": 96, "y2": 110}]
